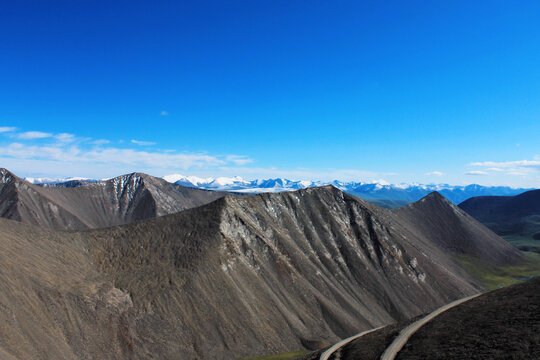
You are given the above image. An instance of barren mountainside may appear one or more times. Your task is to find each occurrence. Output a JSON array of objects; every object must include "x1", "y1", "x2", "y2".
[
  {"x1": 0, "y1": 168, "x2": 226, "y2": 230},
  {"x1": 394, "y1": 192, "x2": 522, "y2": 264},
  {"x1": 0, "y1": 183, "x2": 524, "y2": 359}
]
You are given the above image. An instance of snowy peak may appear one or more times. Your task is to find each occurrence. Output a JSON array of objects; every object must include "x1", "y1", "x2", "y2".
[
  {"x1": 161, "y1": 174, "x2": 532, "y2": 203},
  {"x1": 162, "y1": 174, "x2": 321, "y2": 193},
  {"x1": 162, "y1": 174, "x2": 214, "y2": 187},
  {"x1": 109, "y1": 172, "x2": 145, "y2": 191},
  {"x1": 0, "y1": 168, "x2": 17, "y2": 184},
  {"x1": 24, "y1": 176, "x2": 94, "y2": 186}
]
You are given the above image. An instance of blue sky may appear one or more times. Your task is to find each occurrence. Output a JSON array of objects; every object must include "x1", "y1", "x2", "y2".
[{"x1": 1, "y1": 1, "x2": 540, "y2": 187}]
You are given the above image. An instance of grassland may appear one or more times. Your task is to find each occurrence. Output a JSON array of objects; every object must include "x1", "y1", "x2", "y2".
[
  {"x1": 456, "y1": 252, "x2": 540, "y2": 289},
  {"x1": 484, "y1": 214, "x2": 540, "y2": 254},
  {"x1": 503, "y1": 234, "x2": 540, "y2": 254}
]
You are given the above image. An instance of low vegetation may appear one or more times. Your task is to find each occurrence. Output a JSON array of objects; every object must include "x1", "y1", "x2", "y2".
[{"x1": 456, "y1": 252, "x2": 540, "y2": 289}]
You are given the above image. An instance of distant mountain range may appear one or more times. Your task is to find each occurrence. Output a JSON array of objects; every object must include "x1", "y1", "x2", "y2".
[
  {"x1": 26, "y1": 173, "x2": 532, "y2": 206},
  {"x1": 148, "y1": 174, "x2": 535, "y2": 204}
]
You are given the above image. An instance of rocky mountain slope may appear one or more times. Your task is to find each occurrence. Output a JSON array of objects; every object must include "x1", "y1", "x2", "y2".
[
  {"x1": 0, "y1": 168, "x2": 226, "y2": 230},
  {"x1": 459, "y1": 189, "x2": 540, "y2": 254},
  {"x1": 394, "y1": 192, "x2": 521, "y2": 265},
  {"x1": 0, "y1": 185, "x2": 524, "y2": 359}
]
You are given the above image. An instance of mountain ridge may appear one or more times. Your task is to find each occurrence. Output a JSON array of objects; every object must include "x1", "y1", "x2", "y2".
[
  {"x1": 25, "y1": 171, "x2": 532, "y2": 204},
  {"x1": 0, "y1": 168, "x2": 226, "y2": 230}
]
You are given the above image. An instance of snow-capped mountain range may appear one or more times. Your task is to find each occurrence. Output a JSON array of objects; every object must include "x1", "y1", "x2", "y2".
[
  {"x1": 25, "y1": 174, "x2": 532, "y2": 205},
  {"x1": 160, "y1": 174, "x2": 530, "y2": 204}
]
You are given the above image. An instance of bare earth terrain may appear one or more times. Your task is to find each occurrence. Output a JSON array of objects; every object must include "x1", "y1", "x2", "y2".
[
  {"x1": 308, "y1": 278, "x2": 539, "y2": 360},
  {"x1": 0, "y1": 169, "x2": 533, "y2": 359}
]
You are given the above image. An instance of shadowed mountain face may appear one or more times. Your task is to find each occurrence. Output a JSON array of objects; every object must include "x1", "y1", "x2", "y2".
[
  {"x1": 394, "y1": 192, "x2": 522, "y2": 265},
  {"x1": 395, "y1": 277, "x2": 540, "y2": 360},
  {"x1": 0, "y1": 184, "x2": 523, "y2": 360},
  {"x1": 0, "y1": 168, "x2": 226, "y2": 230},
  {"x1": 459, "y1": 189, "x2": 540, "y2": 253}
]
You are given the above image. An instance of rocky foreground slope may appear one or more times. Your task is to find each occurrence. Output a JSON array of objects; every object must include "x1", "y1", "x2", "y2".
[
  {"x1": 0, "y1": 168, "x2": 225, "y2": 230},
  {"x1": 0, "y1": 185, "x2": 523, "y2": 359},
  {"x1": 305, "y1": 277, "x2": 540, "y2": 360}
]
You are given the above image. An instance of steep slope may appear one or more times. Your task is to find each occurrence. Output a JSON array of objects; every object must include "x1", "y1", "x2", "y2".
[
  {"x1": 0, "y1": 217, "x2": 125, "y2": 360},
  {"x1": 0, "y1": 186, "x2": 523, "y2": 359},
  {"x1": 459, "y1": 189, "x2": 540, "y2": 253},
  {"x1": 393, "y1": 192, "x2": 522, "y2": 265},
  {"x1": 0, "y1": 169, "x2": 226, "y2": 230}
]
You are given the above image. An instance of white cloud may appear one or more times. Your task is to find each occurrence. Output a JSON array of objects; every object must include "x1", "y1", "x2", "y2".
[
  {"x1": 506, "y1": 171, "x2": 529, "y2": 176},
  {"x1": 470, "y1": 160, "x2": 540, "y2": 169},
  {"x1": 160, "y1": 111, "x2": 169, "y2": 116},
  {"x1": 425, "y1": 171, "x2": 444, "y2": 176},
  {"x1": 0, "y1": 142, "x2": 221, "y2": 168},
  {"x1": 131, "y1": 139, "x2": 156, "y2": 146},
  {"x1": 465, "y1": 170, "x2": 489, "y2": 176},
  {"x1": 0, "y1": 127, "x2": 16, "y2": 133},
  {"x1": 17, "y1": 131, "x2": 53, "y2": 139},
  {"x1": 470, "y1": 159, "x2": 540, "y2": 178},
  {"x1": 0, "y1": 135, "x2": 264, "y2": 179},
  {"x1": 55, "y1": 133, "x2": 76, "y2": 143},
  {"x1": 91, "y1": 139, "x2": 111, "y2": 145},
  {"x1": 225, "y1": 155, "x2": 253, "y2": 165},
  {"x1": 486, "y1": 167, "x2": 505, "y2": 172}
]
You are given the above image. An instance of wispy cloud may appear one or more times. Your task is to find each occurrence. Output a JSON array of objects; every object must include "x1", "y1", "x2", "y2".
[
  {"x1": 225, "y1": 155, "x2": 253, "y2": 165},
  {"x1": 17, "y1": 131, "x2": 53, "y2": 139},
  {"x1": 1, "y1": 142, "x2": 223, "y2": 169},
  {"x1": 0, "y1": 128, "x2": 256, "y2": 178},
  {"x1": 91, "y1": 139, "x2": 111, "y2": 145},
  {"x1": 55, "y1": 133, "x2": 76, "y2": 143},
  {"x1": 425, "y1": 171, "x2": 444, "y2": 176},
  {"x1": 470, "y1": 159, "x2": 540, "y2": 177},
  {"x1": 486, "y1": 167, "x2": 505, "y2": 172},
  {"x1": 0, "y1": 127, "x2": 16, "y2": 133},
  {"x1": 470, "y1": 160, "x2": 540, "y2": 169},
  {"x1": 131, "y1": 139, "x2": 156, "y2": 146},
  {"x1": 1, "y1": 127, "x2": 396, "y2": 183},
  {"x1": 160, "y1": 110, "x2": 169, "y2": 116},
  {"x1": 465, "y1": 170, "x2": 489, "y2": 176}
]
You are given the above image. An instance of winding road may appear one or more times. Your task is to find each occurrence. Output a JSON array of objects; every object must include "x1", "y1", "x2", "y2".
[
  {"x1": 320, "y1": 325, "x2": 385, "y2": 360},
  {"x1": 380, "y1": 293, "x2": 481, "y2": 360},
  {"x1": 320, "y1": 293, "x2": 481, "y2": 360}
]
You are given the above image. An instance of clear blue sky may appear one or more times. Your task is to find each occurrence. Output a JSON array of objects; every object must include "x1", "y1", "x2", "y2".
[{"x1": 1, "y1": 1, "x2": 540, "y2": 186}]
